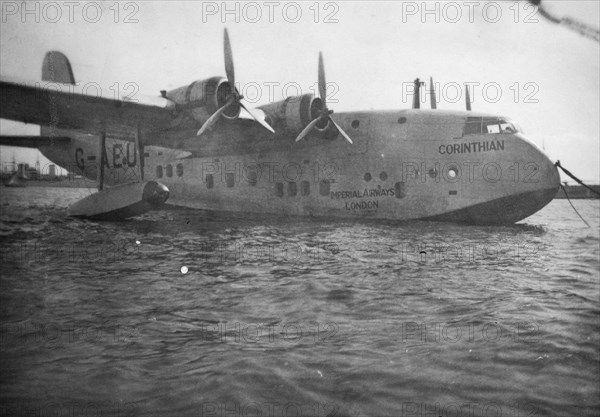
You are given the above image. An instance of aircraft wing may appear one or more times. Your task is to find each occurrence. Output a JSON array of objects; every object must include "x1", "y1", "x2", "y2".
[
  {"x1": 0, "y1": 76, "x2": 176, "y2": 135},
  {"x1": 0, "y1": 135, "x2": 71, "y2": 148}
]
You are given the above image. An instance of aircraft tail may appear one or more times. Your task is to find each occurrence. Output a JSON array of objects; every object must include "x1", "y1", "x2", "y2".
[
  {"x1": 41, "y1": 51, "x2": 75, "y2": 138},
  {"x1": 0, "y1": 51, "x2": 75, "y2": 148},
  {"x1": 42, "y1": 51, "x2": 75, "y2": 84}
]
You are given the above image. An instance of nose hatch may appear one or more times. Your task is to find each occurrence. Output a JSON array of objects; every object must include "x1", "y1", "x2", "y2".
[
  {"x1": 504, "y1": 146, "x2": 561, "y2": 224},
  {"x1": 538, "y1": 149, "x2": 561, "y2": 202},
  {"x1": 142, "y1": 181, "x2": 170, "y2": 207}
]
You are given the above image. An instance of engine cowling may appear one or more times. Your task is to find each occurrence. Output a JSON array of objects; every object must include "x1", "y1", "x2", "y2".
[
  {"x1": 260, "y1": 94, "x2": 330, "y2": 135},
  {"x1": 166, "y1": 76, "x2": 241, "y2": 123}
]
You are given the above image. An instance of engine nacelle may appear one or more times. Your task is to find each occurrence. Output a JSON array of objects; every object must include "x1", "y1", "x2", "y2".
[
  {"x1": 260, "y1": 94, "x2": 330, "y2": 135},
  {"x1": 166, "y1": 76, "x2": 241, "y2": 123}
]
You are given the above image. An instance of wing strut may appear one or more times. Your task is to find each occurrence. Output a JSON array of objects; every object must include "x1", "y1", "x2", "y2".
[
  {"x1": 135, "y1": 124, "x2": 144, "y2": 181},
  {"x1": 69, "y1": 127, "x2": 169, "y2": 220},
  {"x1": 97, "y1": 131, "x2": 106, "y2": 191}
]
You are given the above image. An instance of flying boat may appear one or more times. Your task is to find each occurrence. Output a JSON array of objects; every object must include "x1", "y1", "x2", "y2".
[{"x1": 0, "y1": 29, "x2": 560, "y2": 224}]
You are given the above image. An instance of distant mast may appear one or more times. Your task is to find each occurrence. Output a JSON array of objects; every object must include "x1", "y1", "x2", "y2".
[
  {"x1": 465, "y1": 84, "x2": 472, "y2": 111},
  {"x1": 429, "y1": 76, "x2": 437, "y2": 110},
  {"x1": 412, "y1": 78, "x2": 424, "y2": 109}
]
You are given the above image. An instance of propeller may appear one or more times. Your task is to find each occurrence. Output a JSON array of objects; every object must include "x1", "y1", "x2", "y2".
[
  {"x1": 197, "y1": 29, "x2": 275, "y2": 136},
  {"x1": 430, "y1": 76, "x2": 437, "y2": 110},
  {"x1": 465, "y1": 84, "x2": 472, "y2": 111},
  {"x1": 295, "y1": 52, "x2": 353, "y2": 144}
]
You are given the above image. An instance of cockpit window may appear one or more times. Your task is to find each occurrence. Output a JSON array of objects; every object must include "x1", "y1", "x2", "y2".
[
  {"x1": 483, "y1": 118, "x2": 500, "y2": 134},
  {"x1": 499, "y1": 118, "x2": 519, "y2": 134},
  {"x1": 464, "y1": 117, "x2": 482, "y2": 135},
  {"x1": 463, "y1": 117, "x2": 520, "y2": 135}
]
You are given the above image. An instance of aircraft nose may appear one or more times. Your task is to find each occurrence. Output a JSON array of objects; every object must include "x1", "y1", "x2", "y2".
[
  {"x1": 546, "y1": 156, "x2": 561, "y2": 190},
  {"x1": 143, "y1": 181, "x2": 170, "y2": 206},
  {"x1": 487, "y1": 136, "x2": 561, "y2": 224},
  {"x1": 524, "y1": 142, "x2": 560, "y2": 212},
  {"x1": 538, "y1": 147, "x2": 560, "y2": 194}
]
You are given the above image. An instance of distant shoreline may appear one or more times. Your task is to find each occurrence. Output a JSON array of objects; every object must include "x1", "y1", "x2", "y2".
[
  {"x1": 555, "y1": 184, "x2": 600, "y2": 199},
  {"x1": 4, "y1": 178, "x2": 96, "y2": 188}
]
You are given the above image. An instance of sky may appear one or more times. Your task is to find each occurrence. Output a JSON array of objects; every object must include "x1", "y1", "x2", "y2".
[{"x1": 1, "y1": 0, "x2": 599, "y2": 182}]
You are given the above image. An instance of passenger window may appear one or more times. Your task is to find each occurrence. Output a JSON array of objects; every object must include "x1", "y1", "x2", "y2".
[
  {"x1": 301, "y1": 181, "x2": 310, "y2": 196},
  {"x1": 288, "y1": 182, "x2": 297, "y2": 197},
  {"x1": 319, "y1": 180, "x2": 330, "y2": 196},
  {"x1": 394, "y1": 182, "x2": 406, "y2": 199},
  {"x1": 247, "y1": 170, "x2": 257, "y2": 186},
  {"x1": 176, "y1": 163, "x2": 183, "y2": 177},
  {"x1": 156, "y1": 165, "x2": 163, "y2": 178},
  {"x1": 206, "y1": 174, "x2": 214, "y2": 189},
  {"x1": 226, "y1": 172, "x2": 235, "y2": 188},
  {"x1": 166, "y1": 164, "x2": 173, "y2": 177}
]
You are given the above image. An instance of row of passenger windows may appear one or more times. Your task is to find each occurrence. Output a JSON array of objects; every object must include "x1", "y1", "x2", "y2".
[
  {"x1": 162, "y1": 167, "x2": 390, "y2": 194},
  {"x1": 153, "y1": 161, "x2": 408, "y2": 201},
  {"x1": 204, "y1": 173, "x2": 247, "y2": 189},
  {"x1": 156, "y1": 163, "x2": 184, "y2": 178},
  {"x1": 189, "y1": 171, "x2": 408, "y2": 200},
  {"x1": 154, "y1": 171, "x2": 260, "y2": 188},
  {"x1": 203, "y1": 173, "x2": 331, "y2": 197},
  {"x1": 275, "y1": 181, "x2": 327, "y2": 197},
  {"x1": 203, "y1": 172, "x2": 388, "y2": 188},
  {"x1": 157, "y1": 165, "x2": 399, "y2": 201},
  {"x1": 156, "y1": 163, "x2": 390, "y2": 187}
]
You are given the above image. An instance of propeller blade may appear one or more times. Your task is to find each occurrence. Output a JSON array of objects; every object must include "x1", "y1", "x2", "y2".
[
  {"x1": 196, "y1": 97, "x2": 234, "y2": 136},
  {"x1": 329, "y1": 117, "x2": 353, "y2": 144},
  {"x1": 295, "y1": 117, "x2": 323, "y2": 142},
  {"x1": 224, "y1": 28, "x2": 235, "y2": 89},
  {"x1": 240, "y1": 102, "x2": 275, "y2": 134},
  {"x1": 295, "y1": 52, "x2": 353, "y2": 145},
  {"x1": 318, "y1": 52, "x2": 327, "y2": 106},
  {"x1": 430, "y1": 76, "x2": 437, "y2": 110},
  {"x1": 465, "y1": 84, "x2": 472, "y2": 111}
]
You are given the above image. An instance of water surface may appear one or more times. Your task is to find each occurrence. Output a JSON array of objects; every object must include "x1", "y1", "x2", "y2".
[{"x1": 1, "y1": 187, "x2": 598, "y2": 416}]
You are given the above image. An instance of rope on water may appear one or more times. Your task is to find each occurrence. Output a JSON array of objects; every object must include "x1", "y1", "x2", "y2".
[
  {"x1": 555, "y1": 160, "x2": 600, "y2": 197},
  {"x1": 559, "y1": 184, "x2": 590, "y2": 228}
]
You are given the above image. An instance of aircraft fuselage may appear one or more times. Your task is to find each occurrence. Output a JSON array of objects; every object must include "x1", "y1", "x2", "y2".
[{"x1": 38, "y1": 109, "x2": 560, "y2": 224}]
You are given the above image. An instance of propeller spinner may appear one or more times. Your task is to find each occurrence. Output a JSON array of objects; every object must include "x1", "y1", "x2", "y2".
[
  {"x1": 295, "y1": 53, "x2": 353, "y2": 144},
  {"x1": 197, "y1": 29, "x2": 275, "y2": 136}
]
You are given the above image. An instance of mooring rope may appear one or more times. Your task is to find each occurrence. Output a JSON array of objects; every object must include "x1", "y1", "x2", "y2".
[
  {"x1": 555, "y1": 161, "x2": 600, "y2": 197},
  {"x1": 559, "y1": 184, "x2": 591, "y2": 228},
  {"x1": 555, "y1": 160, "x2": 595, "y2": 227},
  {"x1": 532, "y1": 1, "x2": 600, "y2": 43}
]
